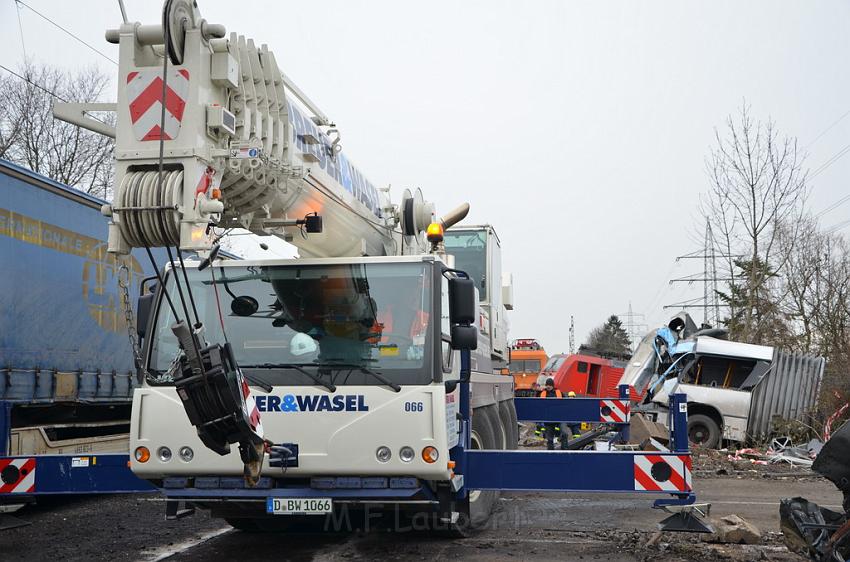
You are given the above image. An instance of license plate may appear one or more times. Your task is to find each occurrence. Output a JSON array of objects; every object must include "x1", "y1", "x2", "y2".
[{"x1": 266, "y1": 497, "x2": 332, "y2": 515}]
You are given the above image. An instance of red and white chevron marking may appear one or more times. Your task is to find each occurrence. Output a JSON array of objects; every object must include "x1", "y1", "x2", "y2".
[
  {"x1": 633, "y1": 454, "x2": 692, "y2": 492},
  {"x1": 240, "y1": 374, "x2": 264, "y2": 439},
  {"x1": 599, "y1": 399, "x2": 629, "y2": 423},
  {"x1": 126, "y1": 69, "x2": 189, "y2": 141},
  {"x1": 0, "y1": 457, "x2": 36, "y2": 494}
]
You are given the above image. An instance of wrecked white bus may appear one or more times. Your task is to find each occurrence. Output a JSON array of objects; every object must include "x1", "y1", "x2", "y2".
[{"x1": 621, "y1": 313, "x2": 825, "y2": 449}]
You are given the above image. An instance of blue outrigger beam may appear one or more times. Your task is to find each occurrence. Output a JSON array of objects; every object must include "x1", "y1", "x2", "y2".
[
  {"x1": 450, "y1": 353, "x2": 712, "y2": 533},
  {"x1": 0, "y1": 453, "x2": 155, "y2": 502}
]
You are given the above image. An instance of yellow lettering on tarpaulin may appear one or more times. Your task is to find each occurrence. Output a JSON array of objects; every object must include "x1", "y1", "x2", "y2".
[{"x1": 0, "y1": 207, "x2": 144, "y2": 332}]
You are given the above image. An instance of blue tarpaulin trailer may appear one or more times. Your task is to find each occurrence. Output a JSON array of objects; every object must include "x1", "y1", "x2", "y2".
[{"x1": 0, "y1": 159, "x2": 156, "y2": 503}]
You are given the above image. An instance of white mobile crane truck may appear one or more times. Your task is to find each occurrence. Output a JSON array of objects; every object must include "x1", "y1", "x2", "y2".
[{"x1": 52, "y1": 0, "x2": 710, "y2": 534}]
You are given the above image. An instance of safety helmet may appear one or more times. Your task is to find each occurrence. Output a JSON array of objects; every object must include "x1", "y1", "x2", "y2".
[
  {"x1": 290, "y1": 332, "x2": 318, "y2": 356},
  {"x1": 568, "y1": 391, "x2": 576, "y2": 398},
  {"x1": 545, "y1": 378, "x2": 555, "y2": 386}
]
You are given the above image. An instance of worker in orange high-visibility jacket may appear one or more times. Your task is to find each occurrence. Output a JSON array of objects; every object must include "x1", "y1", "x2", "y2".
[{"x1": 539, "y1": 378, "x2": 567, "y2": 450}]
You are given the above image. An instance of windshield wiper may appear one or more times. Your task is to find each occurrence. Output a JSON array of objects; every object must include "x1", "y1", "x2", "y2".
[
  {"x1": 241, "y1": 363, "x2": 336, "y2": 393},
  {"x1": 240, "y1": 371, "x2": 273, "y2": 393},
  {"x1": 317, "y1": 362, "x2": 401, "y2": 393}
]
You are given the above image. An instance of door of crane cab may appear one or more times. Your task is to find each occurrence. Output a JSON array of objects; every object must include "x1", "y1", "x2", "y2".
[{"x1": 443, "y1": 226, "x2": 510, "y2": 361}]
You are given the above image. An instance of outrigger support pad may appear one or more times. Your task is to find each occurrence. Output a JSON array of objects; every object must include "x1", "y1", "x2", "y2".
[{"x1": 656, "y1": 503, "x2": 714, "y2": 533}]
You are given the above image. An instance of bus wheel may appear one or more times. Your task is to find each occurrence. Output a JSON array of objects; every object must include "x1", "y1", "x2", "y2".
[{"x1": 688, "y1": 414, "x2": 720, "y2": 449}]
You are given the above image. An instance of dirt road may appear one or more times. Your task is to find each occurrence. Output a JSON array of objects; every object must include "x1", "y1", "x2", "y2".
[{"x1": 1, "y1": 476, "x2": 836, "y2": 561}]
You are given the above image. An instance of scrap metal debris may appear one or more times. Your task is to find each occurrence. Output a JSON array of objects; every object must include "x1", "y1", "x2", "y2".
[{"x1": 780, "y1": 420, "x2": 850, "y2": 560}]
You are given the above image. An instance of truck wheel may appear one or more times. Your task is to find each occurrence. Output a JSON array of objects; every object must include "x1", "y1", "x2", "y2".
[
  {"x1": 485, "y1": 404, "x2": 507, "y2": 450},
  {"x1": 466, "y1": 406, "x2": 499, "y2": 528},
  {"x1": 688, "y1": 414, "x2": 721, "y2": 449},
  {"x1": 507, "y1": 400, "x2": 519, "y2": 450},
  {"x1": 498, "y1": 400, "x2": 518, "y2": 449}
]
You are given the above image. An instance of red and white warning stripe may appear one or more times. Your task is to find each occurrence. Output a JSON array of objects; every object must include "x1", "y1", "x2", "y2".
[
  {"x1": 126, "y1": 69, "x2": 190, "y2": 141},
  {"x1": 239, "y1": 375, "x2": 264, "y2": 439},
  {"x1": 0, "y1": 457, "x2": 36, "y2": 494},
  {"x1": 633, "y1": 454, "x2": 692, "y2": 492},
  {"x1": 599, "y1": 399, "x2": 630, "y2": 423}
]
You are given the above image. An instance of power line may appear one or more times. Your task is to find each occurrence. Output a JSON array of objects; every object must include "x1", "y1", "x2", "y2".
[
  {"x1": 805, "y1": 108, "x2": 850, "y2": 150},
  {"x1": 0, "y1": 63, "x2": 112, "y2": 128},
  {"x1": 809, "y1": 142, "x2": 850, "y2": 181},
  {"x1": 0, "y1": 62, "x2": 69, "y2": 101},
  {"x1": 825, "y1": 217, "x2": 850, "y2": 235},
  {"x1": 14, "y1": 0, "x2": 27, "y2": 59},
  {"x1": 815, "y1": 193, "x2": 850, "y2": 219},
  {"x1": 14, "y1": 0, "x2": 118, "y2": 66}
]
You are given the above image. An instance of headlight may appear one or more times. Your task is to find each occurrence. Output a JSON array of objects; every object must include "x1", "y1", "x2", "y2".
[
  {"x1": 375, "y1": 446, "x2": 392, "y2": 463},
  {"x1": 399, "y1": 446, "x2": 415, "y2": 463},
  {"x1": 157, "y1": 446, "x2": 173, "y2": 462},
  {"x1": 178, "y1": 446, "x2": 194, "y2": 462}
]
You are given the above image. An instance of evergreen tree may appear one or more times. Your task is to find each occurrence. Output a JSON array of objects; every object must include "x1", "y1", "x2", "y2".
[
  {"x1": 717, "y1": 257, "x2": 793, "y2": 345},
  {"x1": 584, "y1": 315, "x2": 632, "y2": 357}
]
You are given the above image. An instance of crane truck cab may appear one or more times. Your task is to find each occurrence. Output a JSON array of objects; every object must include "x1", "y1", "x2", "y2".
[{"x1": 132, "y1": 246, "x2": 515, "y2": 529}]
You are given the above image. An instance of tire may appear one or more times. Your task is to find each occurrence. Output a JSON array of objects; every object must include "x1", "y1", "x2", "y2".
[
  {"x1": 498, "y1": 400, "x2": 518, "y2": 449},
  {"x1": 507, "y1": 400, "x2": 519, "y2": 450},
  {"x1": 688, "y1": 414, "x2": 721, "y2": 449},
  {"x1": 485, "y1": 404, "x2": 507, "y2": 450},
  {"x1": 466, "y1": 405, "x2": 499, "y2": 529}
]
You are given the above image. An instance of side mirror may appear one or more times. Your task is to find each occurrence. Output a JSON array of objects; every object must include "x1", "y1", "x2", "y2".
[
  {"x1": 448, "y1": 277, "x2": 476, "y2": 325},
  {"x1": 136, "y1": 293, "x2": 155, "y2": 339},
  {"x1": 451, "y1": 325, "x2": 477, "y2": 351}
]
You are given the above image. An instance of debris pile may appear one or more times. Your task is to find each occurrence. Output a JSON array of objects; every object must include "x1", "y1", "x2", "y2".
[
  {"x1": 707, "y1": 514, "x2": 762, "y2": 544},
  {"x1": 722, "y1": 437, "x2": 821, "y2": 467}
]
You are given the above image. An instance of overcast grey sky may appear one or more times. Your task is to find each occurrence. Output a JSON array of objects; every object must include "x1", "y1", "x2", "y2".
[{"x1": 3, "y1": 1, "x2": 849, "y2": 352}]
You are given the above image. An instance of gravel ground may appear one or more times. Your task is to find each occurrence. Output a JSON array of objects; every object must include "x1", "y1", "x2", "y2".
[
  {"x1": 0, "y1": 495, "x2": 222, "y2": 562},
  {"x1": 0, "y1": 441, "x2": 838, "y2": 561}
]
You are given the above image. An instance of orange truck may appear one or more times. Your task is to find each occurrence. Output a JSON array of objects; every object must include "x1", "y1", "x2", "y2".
[{"x1": 509, "y1": 339, "x2": 548, "y2": 397}]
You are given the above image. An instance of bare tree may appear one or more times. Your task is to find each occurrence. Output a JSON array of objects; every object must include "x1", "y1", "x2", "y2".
[
  {"x1": 1, "y1": 62, "x2": 114, "y2": 198},
  {"x1": 778, "y1": 219, "x2": 850, "y2": 412},
  {"x1": 0, "y1": 74, "x2": 26, "y2": 156},
  {"x1": 702, "y1": 103, "x2": 808, "y2": 343}
]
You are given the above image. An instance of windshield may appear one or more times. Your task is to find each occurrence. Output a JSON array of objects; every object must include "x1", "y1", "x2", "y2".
[
  {"x1": 509, "y1": 359, "x2": 542, "y2": 374},
  {"x1": 444, "y1": 231, "x2": 487, "y2": 301},
  {"x1": 148, "y1": 262, "x2": 434, "y2": 386},
  {"x1": 618, "y1": 331, "x2": 658, "y2": 392},
  {"x1": 543, "y1": 356, "x2": 566, "y2": 372}
]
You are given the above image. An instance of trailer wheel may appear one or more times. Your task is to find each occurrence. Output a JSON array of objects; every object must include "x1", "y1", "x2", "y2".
[
  {"x1": 688, "y1": 414, "x2": 720, "y2": 449},
  {"x1": 498, "y1": 400, "x2": 518, "y2": 449}
]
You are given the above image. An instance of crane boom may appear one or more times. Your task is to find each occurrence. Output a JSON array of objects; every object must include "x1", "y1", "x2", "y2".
[{"x1": 67, "y1": 0, "x2": 440, "y2": 258}]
